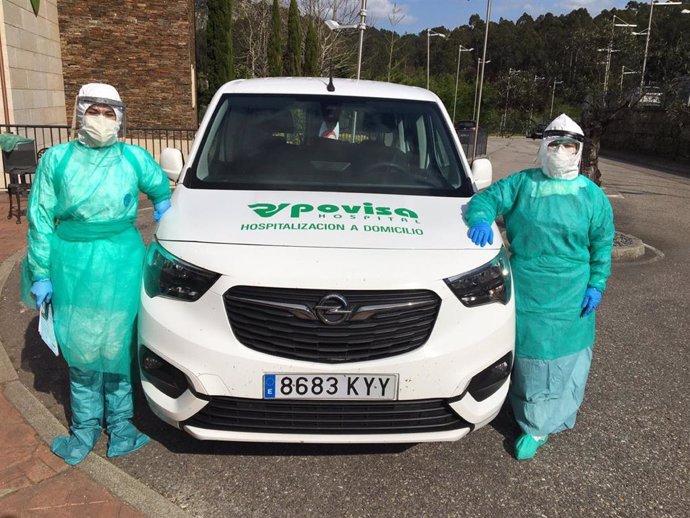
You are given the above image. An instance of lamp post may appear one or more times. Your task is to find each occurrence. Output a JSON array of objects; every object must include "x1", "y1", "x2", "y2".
[
  {"x1": 640, "y1": 1, "x2": 682, "y2": 90},
  {"x1": 500, "y1": 68, "x2": 521, "y2": 136},
  {"x1": 426, "y1": 28, "x2": 447, "y2": 90},
  {"x1": 550, "y1": 79, "x2": 563, "y2": 118},
  {"x1": 473, "y1": 58, "x2": 490, "y2": 122},
  {"x1": 452, "y1": 45, "x2": 474, "y2": 122},
  {"x1": 324, "y1": 0, "x2": 368, "y2": 80},
  {"x1": 472, "y1": 0, "x2": 492, "y2": 162},
  {"x1": 620, "y1": 66, "x2": 640, "y2": 90},
  {"x1": 528, "y1": 75, "x2": 545, "y2": 123}
]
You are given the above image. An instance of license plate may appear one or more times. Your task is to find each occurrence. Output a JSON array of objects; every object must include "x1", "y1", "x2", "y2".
[{"x1": 263, "y1": 374, "x2": 398, "y2": 400}]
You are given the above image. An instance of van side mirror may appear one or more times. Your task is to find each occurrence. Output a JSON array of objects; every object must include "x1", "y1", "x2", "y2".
[
  {"x1": 159, "y1": 148, "x2": 184, "y2": 183},
  {"x1": 471, "y1": 158, "x2": 493, "y2": 190}
]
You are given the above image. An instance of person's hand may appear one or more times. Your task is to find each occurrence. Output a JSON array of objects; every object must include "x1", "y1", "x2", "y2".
[
  {"x1": 30, "y1": 279, "x2": 53, "y2": 309},
  {"x1": 581, "y1": 287, "x2": 602, "y2": 317},
  {"x1": 467, "y1": 221, "x2": 494, "y2": 247},
  {"x1": 153, "y1": 199, "x2": 171, "y2": 222}
]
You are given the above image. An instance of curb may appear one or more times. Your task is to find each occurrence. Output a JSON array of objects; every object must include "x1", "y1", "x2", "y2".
[
  {"x1": 0, "y1": 251, "x2": 188, "y2": 518},
  {"x1": 611, "y1": 232, "x2": 646, "y2": 261}
]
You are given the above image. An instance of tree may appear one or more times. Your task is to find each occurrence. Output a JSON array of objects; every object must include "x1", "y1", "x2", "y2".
[
  {"x1": 303, "y1": 20, "x2": 319, "y2": 76},
  {"x1": 207, "y1": 0, "x2": 234, "y2": 94},
  {"x1": 284, "y1": 0, "x2": 302, "y2": 76},
  {"x1": 386, "y1": 4, "x2": 406, "y2": 81},
  {"x1": 267, "y1": 0, "x2": 283, "y2": 76}
]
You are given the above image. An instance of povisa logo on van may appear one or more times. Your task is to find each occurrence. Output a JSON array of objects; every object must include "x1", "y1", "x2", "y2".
[{"x1": 249, "y1": 202, "x2": 419, "y2": 220}]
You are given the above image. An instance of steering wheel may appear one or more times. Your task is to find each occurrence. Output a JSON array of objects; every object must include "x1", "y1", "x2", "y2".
[{"x1": 362, "y1": 161, "x2": 408, "y2": 175}]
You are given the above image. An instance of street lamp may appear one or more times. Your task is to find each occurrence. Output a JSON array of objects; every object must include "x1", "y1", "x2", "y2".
[
  {"x1": 620, "y1": 66, "x2": 640, "y2": 90},
  {"x1": 426, "y1": 29, "x2": 447, "y2": 90},
  {"x1": 472, "y1": 0, "x2": 492, "y2": 162},
  {"x1": 550, "y1": 79, "x2": 563, "y2": 118},
  {"x1": 640, "y1": 1, "x2": 682, "y2": 90},
  {"x1": 500, "y1": 68, "x2": 521, "y2": 136},
  {"x1": 325, "y1": 0, "x2": 368, "y2": 80},
  {"x1": 473, "y1": 58, "x2": 490, "y2": 122},
  {"x1": 529, "y1": 75, "x2": 545, "y2": 123},
  {"x1": 452, "y1": 45, "x2": 474, "y2": 122}
]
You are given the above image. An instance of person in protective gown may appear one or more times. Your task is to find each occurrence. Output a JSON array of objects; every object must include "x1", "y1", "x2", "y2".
[
  {"x1": 23, "y1": 83, "x2": 172, "y2": 465},
  {"x1": 464, "y1": 114, "x2": 614, "y2": 460}
]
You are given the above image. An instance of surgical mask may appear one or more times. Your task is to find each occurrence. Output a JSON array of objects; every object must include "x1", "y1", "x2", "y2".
[
  {"x1": 539, "y1": 142, "x2": 580, "y2": 180},
  {"x1": 79, "y1": 115, "x2": 120, "y2": 148}
]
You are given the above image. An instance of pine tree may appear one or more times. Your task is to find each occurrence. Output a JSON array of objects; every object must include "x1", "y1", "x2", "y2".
[
  {"x1": 284, "y1": 0, "x2": 302, "y2": 76},
  {"x1": 206, "y1": 0, "x2": 234, "y2": 94},
  {"x1": 268, "y1": 0, "x2": 282, "y2": 76},
  {"x1": 303, "y1": 21, "x2": 319, "y2": 76}
]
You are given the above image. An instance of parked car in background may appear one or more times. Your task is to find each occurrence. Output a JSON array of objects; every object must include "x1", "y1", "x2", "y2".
[
  {"x1": 140, "y1": 78, "x2": 514, "y2": 444},
  {"x1": 527, "y1": 123, "x2": 546, "y2": 139},
  {"x1": 454, "y1": 120, "x2": 477, "y2": 132}
]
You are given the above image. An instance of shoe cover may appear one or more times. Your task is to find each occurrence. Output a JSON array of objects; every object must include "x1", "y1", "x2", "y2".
[
  {"x1": 104, "y1": 373, "x2": 150, "y2": 458},
  {"x1": 514, "y1": 433, "x2": 548, "y2": 461},
  {"x1": 51, "y1": 368, "x2": 104, "y2": 465}
]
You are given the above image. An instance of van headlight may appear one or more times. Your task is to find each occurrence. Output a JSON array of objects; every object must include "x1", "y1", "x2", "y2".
[
  {"x1": 144, "y1": 242, "x2": 220, "y2": 301},
  {"x1": 444, "y1": 248, "x2": 512, "y2": 307}
]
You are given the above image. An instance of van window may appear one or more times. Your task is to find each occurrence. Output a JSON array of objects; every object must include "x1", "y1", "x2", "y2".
[{"x1": 186, "y1": 94, "x2": 473, "y2": 197}]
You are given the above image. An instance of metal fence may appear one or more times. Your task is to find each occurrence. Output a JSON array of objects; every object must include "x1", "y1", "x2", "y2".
[{"x1": 1, "y1": 124, "x2": 197, "y2": 190}]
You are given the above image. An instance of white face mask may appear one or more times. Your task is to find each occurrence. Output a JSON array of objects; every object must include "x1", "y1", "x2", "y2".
[
  {"x1": 539, "y1": 143, "x2": 580, "y2": 180},
  {"x1": 79, "y1": 114, "x2": 120, "y2": 148}
]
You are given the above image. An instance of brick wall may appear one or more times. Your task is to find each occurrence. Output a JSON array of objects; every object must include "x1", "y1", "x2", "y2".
[{"x1": 58, "y1": 0, "x2": 197, "y2": 129}]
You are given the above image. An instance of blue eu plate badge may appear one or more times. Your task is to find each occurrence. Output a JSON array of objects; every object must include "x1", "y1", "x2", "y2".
[{"x1": 263, "y1": 374, "x2": 276, "y2": 399}]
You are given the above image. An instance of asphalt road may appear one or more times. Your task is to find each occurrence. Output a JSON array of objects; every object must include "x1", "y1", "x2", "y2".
[{"x1": 1, "y1": 137, "x2": 688, "y2": 517}]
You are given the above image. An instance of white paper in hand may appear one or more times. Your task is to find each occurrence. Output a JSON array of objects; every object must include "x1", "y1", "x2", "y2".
[{"x1": 38, "y1": 302, "x2": 59, "y2": 356}]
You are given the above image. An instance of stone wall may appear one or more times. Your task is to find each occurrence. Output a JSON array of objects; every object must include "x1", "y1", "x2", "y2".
[
  {"x1": 58, "y1": 0, "x2": 197, "y2": 129},
  {"x1": 1, "y1": 0, "x2": 66, "y2": 125}
]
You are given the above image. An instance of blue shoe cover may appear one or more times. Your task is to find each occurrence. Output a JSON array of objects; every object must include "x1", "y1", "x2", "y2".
[
  {"x1": 514, "y1": 434, "x2": 548, "y2": 461},
  {"x1": 107, "y1": 421, "x2": 151, "y2": 458},
  {"x1": 51, "y1": 428, "x2": 101, "y2": 466}
]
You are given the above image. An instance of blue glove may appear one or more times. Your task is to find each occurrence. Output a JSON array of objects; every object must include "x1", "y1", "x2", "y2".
[
  {"x1": 153, "y1": 199, "x2": 171, "y2": 222},
  {"x1": 30, "y1": 279, "x2": 53, "y2": 309},
  {"x1": 581, "y1": 287, "x2": 602, "y2": 317},
  {"x1": 467, "y1": 221, "x2": 494, "y2": 247}
]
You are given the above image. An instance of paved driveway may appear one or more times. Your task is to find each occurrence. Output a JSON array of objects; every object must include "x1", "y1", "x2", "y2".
[{"x1": 1, "y1": 138, "x2": 688, "y2": 517}]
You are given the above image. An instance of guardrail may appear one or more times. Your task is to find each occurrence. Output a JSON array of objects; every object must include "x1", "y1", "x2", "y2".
[{"x1": 1, "y1": 124, "x2": 197, "y2": 190}]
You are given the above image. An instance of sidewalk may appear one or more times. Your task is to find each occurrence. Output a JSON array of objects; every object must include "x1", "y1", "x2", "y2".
[{"x1": 0, "y1": 196, "x2": 184, "y2": 517}]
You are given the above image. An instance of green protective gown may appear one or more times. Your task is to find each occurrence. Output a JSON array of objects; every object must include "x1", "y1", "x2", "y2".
[
  {"x1": 465, "y1": 168, "x2": 614, "y2": 360},
  {"x1": 465, "y1": 168, "x2": 614, "y2": 438},
  {"x1": 25, "y1": 140, "x2": 171, "y2": 378}
]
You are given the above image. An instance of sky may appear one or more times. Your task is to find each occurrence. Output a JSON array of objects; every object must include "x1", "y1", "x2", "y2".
[{"x1": 363, "y1": 0, "x2": 637, "y2": 34}]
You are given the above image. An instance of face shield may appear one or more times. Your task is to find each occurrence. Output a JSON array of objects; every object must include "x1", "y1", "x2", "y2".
[
  {"x1": 71, "y1": 84, "x2": 127, "y2": 148},
  {"x1": 538, "y1": 114, "x2": 584, "y2": 180}
]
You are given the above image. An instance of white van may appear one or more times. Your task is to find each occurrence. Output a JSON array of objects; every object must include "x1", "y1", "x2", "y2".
[{"x1": 138, "y1": 78, "x2": 514, "y2": 443}]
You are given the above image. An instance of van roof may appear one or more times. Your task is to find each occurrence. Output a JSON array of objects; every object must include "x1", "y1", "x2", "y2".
[{"x1": 216, "y1": 77, "x2": 440, "y2": 103}]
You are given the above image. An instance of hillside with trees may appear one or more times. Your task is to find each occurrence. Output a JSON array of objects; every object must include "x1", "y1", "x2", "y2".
[{"x1": 195, "y1": 0, "x2": 690, "y2": 168}]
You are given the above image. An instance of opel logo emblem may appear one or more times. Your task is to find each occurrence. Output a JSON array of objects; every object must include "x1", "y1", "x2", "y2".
[{"x1": 314, "y1": 294, "x2": 352, "y2": 325}]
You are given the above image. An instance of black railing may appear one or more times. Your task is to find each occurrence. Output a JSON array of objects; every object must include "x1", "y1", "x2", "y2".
[{"x1": 1, "y1": 124, "x2": 197, "y2": 189}]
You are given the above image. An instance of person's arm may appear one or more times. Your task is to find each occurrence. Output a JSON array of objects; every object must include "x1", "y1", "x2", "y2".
[
  {"x1": 587, "y1": 190, "x2": 615, "y2": 292},
  {"x1": 134, "y1": 147, "x2": 172, "y2": 205},
  {"x1": 26, "y1": 149, "x2": 58, "y2": 282},
  {"x1": 464, "y1": 171, "x2": 524, "y2": 227}
]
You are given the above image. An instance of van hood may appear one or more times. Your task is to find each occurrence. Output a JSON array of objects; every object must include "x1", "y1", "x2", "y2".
[{"x1": 155, "y1": 187, "x2": 499, "y2": 251}]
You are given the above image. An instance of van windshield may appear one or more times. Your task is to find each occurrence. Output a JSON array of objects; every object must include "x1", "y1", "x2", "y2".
[{"x1": 186, "y1": 94, "x2": 473, "y2": 197}]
